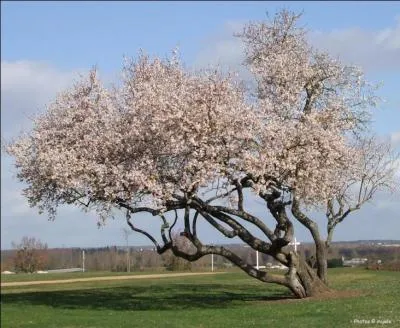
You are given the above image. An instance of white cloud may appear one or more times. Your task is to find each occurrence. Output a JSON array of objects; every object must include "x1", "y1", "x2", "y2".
[
  {"x1": 0, "y1": 189, "x2": 34, "y2": 216},
  {"x1": 1, "y1": 61, "x2": 79, "y2": 139},
  {"x1": 194, "y1": 22, "x2": 244, "y2": 68},
  {"x1": 393, "y1": 158, "x2": 400, "y2": 181},
  {"x1": 310, "y1": 18, "x2": 400, "y2": 72},
  {"x1": 194, "y1": 16, "x2": 400, "y2": 74},
  {"x1": 389, "y1": 133, "x2": 400, "y2": 180},
  {"x1": 1, "y1": 61, "x2": 80, "y2": 248},
  {"x1": 193, "y1": 20, "x2": 252, "y2": 82},
  {"x1": 391, "y1": 131, "x2": 400, "y2": 147}
]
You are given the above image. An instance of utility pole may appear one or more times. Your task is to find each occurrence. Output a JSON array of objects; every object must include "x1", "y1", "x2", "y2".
[
  {"x1": 211, "y1": 243, "x2": 214, "y2": 272},
  {"x1": 244, "y1": 245, "x2": 259, "y2": 269},
  {"x1": 256, "y1": 250, "x2": 259, "y2": 270},
  {"x1": 82, "y1": 249, "x2": 85, "y2": 273},
  {"x1": 122, "y1": 228, "x2": 132, "y2": 272}
]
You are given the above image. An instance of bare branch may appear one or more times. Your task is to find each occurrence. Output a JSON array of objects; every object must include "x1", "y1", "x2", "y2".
[
  {"x1": 205, "y1": 187, "x2": 237, "y2": 204},
  {"x1": 168, "y1": 210, "x2": 178, "y2": 242},
  {"x1": 325, "y1": 135, "x2": 399, "y2": 246},
  {"x1": 125, "y1": 210, "x2": 161, "y2": 250}
]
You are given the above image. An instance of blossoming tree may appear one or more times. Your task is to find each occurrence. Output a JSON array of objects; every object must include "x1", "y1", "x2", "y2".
[{"x1": 6, "y1": 10, "x2": 398, "y2": 298}]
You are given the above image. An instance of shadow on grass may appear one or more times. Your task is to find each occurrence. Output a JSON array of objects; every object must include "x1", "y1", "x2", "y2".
[{"x1": 1, "y1": 283, "x2": 294, "y2": 311}]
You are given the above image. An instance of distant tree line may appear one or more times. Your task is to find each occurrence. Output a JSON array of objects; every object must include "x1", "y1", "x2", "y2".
[{"x1": 2, "y1": 236, "x2": 399, "y2": 273}]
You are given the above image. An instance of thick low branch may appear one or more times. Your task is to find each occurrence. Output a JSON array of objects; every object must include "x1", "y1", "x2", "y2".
[
  {"x1": 159, "y1": 214, "x2": 170, "y2": 245},
  {"x1": 170, "y1": 238, "x2": 289, "y2": 287},
  {"x1": 119, "y1": 201, "x2": 315, "y2": 297},
  {"x1": 198, "y1": 210, "x2": 238, "y2": 238},
  {"x1": 264, "y1": 197, "x2": 293, "y2": 245},
  {"x1": 291, "y1": 197, "x2": 319, "y2": 235},
  {"x1": 206, "y1": 203, "x2": 276, "y2": 242},
  {"x1": 192, "y1": 211, "x2": 200, "y2": 238},
  {"x1": 168, "y1": 210, "x2": 178, "y2": 241},
  {"x1": 209, "y1": 245, "x2": 288, "y2": 285},
  {"x1": 191, "y1": 198, "x2": 273, "y2": 253},
  {"x1": 184, "y1": 205, "x2": 191, "y2": 235},
  {"x1": 291, "y1": 195, "x2": 327, "y2": 282}
]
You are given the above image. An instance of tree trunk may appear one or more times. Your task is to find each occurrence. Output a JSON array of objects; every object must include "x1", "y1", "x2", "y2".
[
  {"x1": 171, "y1": 244, "x2": 331, "y2": 299},
  {"x1": 315, "y1": 240, "x2": 328, "y2": 284},
  {"x1": 228, "y1": 249, "x2": 331, "y2": 299},
  {"x1": 285, "y1": 251, "x2": 331, "y2": 298}
]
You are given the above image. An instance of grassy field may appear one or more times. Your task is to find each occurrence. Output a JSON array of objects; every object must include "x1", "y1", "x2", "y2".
[{"x1": 1, "y1": 268, "x2": 399, "y2": 328}]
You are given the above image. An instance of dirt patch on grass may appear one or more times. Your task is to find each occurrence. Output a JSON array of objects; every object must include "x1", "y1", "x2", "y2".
[
  {"x1": 250, "y1": 289, "x2": 364, "y2": 304},
  {"x1": 1, "y1": 272, "x2": 226, "y2": 287},
  {"x1": 307, "y1": 289, "x2": 364, "y2": 301}
]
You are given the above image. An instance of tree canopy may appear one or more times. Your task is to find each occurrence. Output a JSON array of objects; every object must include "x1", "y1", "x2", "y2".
[{"x1": 6, "y1": 10, "x2": 398, "y2": 298}]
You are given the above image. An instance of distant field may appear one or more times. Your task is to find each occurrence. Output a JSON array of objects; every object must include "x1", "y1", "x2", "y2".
[{"x1": 1, "y1": 268, "x2": 399, "y2": 328}]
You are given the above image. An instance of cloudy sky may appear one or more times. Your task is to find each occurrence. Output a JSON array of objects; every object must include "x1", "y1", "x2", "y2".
[{"x1": 1, "y1": 2, "x2": 399, "y2": 249}]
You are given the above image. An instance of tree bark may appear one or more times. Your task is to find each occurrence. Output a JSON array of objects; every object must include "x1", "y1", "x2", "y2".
[
  {"x1": 167, "y1": 240, "x2": 330, "y2": 299},
  {"x1": 288, "y1": 252, "x2": 330, "y2": 297},
  {"x1": 122, "y1": 197, "x2": 332, "y2": 299},
  {"x1": 175, "y1": 243, "x2": 330, "y2": 299},
  {"x1": 291, "y1": 197, "x2": 329, "y2": 283},
  {"x1": 315, "y1": 240, "x2": 328, "y2": 284}
]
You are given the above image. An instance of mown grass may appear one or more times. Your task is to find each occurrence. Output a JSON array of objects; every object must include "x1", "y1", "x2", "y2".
[{"x1": 1, "y1": 268, "x2": 399, "y2": 328}]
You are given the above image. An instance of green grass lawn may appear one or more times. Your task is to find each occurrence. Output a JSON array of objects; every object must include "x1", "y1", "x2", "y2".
[{"x1": 1, "y1": 268, "x2": 399, "y2": 328}]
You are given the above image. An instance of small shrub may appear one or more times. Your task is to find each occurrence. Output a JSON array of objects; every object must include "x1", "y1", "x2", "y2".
[{"x1": 327, "y1": 258, "x2": 343, "y2": 268}]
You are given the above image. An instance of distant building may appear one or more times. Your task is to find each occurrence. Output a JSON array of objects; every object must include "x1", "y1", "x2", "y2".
[
  {"x1": 266, "y1": 262, "x2": 287, "y2": 270},
  {"x1": 342, "y1": 256, "x2": 368, "y2": 267},
  {"x1": 46, "y1": 268, "x2": 83, "y2": 273}
]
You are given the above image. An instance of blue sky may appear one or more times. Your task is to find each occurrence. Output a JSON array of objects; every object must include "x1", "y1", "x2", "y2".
[{"x1": 1, "y1": 1, "x2": 399, "y2": 249}]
